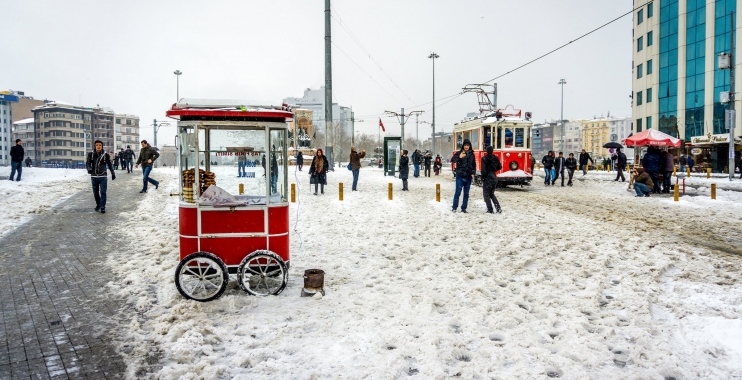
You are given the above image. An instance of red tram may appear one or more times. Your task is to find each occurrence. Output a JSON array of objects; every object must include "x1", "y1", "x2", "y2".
[{"x1": 451, "y1": 105, "x2": 533, "y2": 186}]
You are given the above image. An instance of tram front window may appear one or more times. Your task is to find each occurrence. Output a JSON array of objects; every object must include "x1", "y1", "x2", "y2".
[
  {"x1": 504, "y1": 128, "x2": 514, "y2": 148},
  {"x1": 515, "y1": 128, "x2": 524, "y2": 148}
]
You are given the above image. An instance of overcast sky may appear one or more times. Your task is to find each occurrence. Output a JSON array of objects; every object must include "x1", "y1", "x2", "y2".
[{"x1": 1, "y1": 0, "x2": 633, "y2": 144}]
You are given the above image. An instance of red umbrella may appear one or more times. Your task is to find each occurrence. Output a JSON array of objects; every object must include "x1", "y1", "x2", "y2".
[{"x1": 625, "y1": 129, "x2": 681, "y2": 147}]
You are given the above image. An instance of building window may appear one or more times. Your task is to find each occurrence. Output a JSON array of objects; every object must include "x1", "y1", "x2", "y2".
[
  {"x1": 638, "y1": 9, "x2": 644, "y2": 24},
  {"x1": 637, "y1": 91, "x2": 643, "y2": 105},
  {"x1": 637, "y1": 63, "x2": 644, "y2": 78},
  {"x1": 647, "y1": 88, "x2": 653, "y2": 102},
  {"x1": 646, "y1": 116, "x2": 652, "y2": 130},
  {"x1": 647, "y1": 59, "x2": 653, "y2": 74},
  {"x1": 637, "y1": 36, "x2": 644, "y2": 52},
  {"x1": 636, "y1": 118, "x2": 643, "y2": 132},
  {"x1": 647, "y1": 31, "x2": 653, "y2": 46},
  {"x1": 648, "y1": 2, "x2": 654, "y2": 18}
]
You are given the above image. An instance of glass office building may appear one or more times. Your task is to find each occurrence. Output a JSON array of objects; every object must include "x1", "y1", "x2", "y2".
[{"x1": 632, "y1": 0, "x2": 742, "y2": 172}]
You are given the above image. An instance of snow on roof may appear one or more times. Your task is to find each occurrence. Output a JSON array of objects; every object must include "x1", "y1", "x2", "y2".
[
  {"x1": 13, "y1": 118, "x2": 34, "y2": 125},
  {"x1": 176, "y1": 98, "x2": 285, "y2": 110}
]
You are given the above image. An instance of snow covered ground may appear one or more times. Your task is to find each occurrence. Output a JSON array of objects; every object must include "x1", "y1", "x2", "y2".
[
  {"x1": 102, "y1": 165, "x2": 742, "y2": 379},
  {"x1": 0, "y1": 167, "x2": 89, "y2": 236}
]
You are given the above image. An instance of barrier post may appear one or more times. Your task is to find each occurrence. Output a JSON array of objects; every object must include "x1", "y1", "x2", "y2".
[
  {"x1": 711, "y1": 183, "x2": 716, "y2": 200},
  {"x1": 436, "y1": 183, "x2": 441, "y2": 202},
  {"x1": 706, "y1": 167, "x2": 711, "y2": 179},
  {"x1": 673, "y1": 167, "x2": 677, "y2": 177},
  {"x1": 239, "y1": 183, "x2": 244, "y2": 195},
  {"x1": 388, "y1": 183, "x2": 393, "y2": 200},
  {"x1": 290, "y1": 183, "x2": 295, "y2": 202},
  {"x1": 687, "y1": 167, "x2": 691, "y2": 177},
  {"x1": 674, "y1": 184, "x2": 679, "y2": 201},
  {"x1": 339, "y1": 183, "x2": 343, "y2": 201}
]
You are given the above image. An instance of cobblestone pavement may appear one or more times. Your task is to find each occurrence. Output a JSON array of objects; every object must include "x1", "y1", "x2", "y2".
[{"x1": 0, "y1": 172, "x2": 146, "y2": 379}]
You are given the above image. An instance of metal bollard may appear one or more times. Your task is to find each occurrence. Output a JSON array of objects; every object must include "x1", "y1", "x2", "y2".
[
  {"x1": 239, "y1": 183, "x2": 244, "y2": 195},
  {"x1": 711, "y1": 183, "x2": 716, "y2": 200},
  {"x1": 388, "y1": 183, "x2": 393, "y2": 200},
  {"x1": 436, "y1": 183, "x2": 440, "y2": 202},
  {"x1": 291, "y1": 183, "x2": 295, "y2": 202},
  {"x1": 674, "y1": 184, "x2": 679, "y2": 201},
  {"x1": 707, "y1": 167, "x2": 711, "y2": 179},
  {"x1": 339, "y1": 182, "x2": 343, "y2": 201}
]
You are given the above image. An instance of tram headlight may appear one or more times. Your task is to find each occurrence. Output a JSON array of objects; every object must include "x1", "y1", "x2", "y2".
[{"x1": 509, "y1": 161, "x2": 519, "y2": 171}]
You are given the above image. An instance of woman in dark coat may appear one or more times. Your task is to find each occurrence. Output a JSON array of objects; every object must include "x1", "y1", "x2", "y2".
[
  {"x1": 399, "y1": 150, "x2": 409, "y2": 191},
  {"x1": 309, "y1": 148, "x2": 329, "y2": 195},
  {"x1": 481, "y1": 146, "x2": 501, "y2": 213},
  {"x1": 434, "y1": 154, "x2": 442, "y2": 175}
]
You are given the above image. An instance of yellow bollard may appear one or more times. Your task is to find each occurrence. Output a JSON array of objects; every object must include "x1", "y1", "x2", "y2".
[
  {"x1": 687, "y1": 167, "x2": 691, "y2": 177},
  {"x1": 388, "y1": 183, "x2": 393, "y2": 200},
  {"x1": 674, "y1": 184, "x2": 679, "y2": 201},
  {"x1": 339, "y1": 183, "x2": 343, "y2": 201},
  {"x1": 239, "y1": 183, "x2": 244, "y2": 195},
  {"x1": 673, "y1": 167, "x2": 676, "y2": 177},
  {"x1": 711, "y1": 183, "x2": 716, "y2": 200},
  {"x1": 290, "y1": 184, "x2": 295, "y2": 202},
  {"x1": 706, "y1": 167, "x2": 711, "y2": 179},
  {"x1": 436, "y1": 183, "x2": 441, "y2": 202}
]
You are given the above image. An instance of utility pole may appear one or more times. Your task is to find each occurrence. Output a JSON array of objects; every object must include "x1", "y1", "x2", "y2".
[
  {"x1": 558, "y1": 79, "x2": 567, "y2": 153},
  {"x1": 429, "y1": 52, "x2": 440, "y2": 157},
  {"x1": 174, "y1": 70, "x2": 182, "y2": 102},
  {"x1": 324, "y1": 0, "x2": 334, "y2": 168},
  {"x1": 416, "y1": 113, "x2": 419, "y2": 147},
  {"x1": 351, "y1": 110, "x2": 355, "y2": 147},
  {"x1": 730, "y1": 12, "x2": 736, "y2": 182},
  {"x1": 384, "y1": 109, "x2": 424, "y2": 152}
]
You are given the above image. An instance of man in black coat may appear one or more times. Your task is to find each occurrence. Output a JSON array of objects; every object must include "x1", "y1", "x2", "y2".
[
  {"x1": 579, "y1": 149, "x2": 594, "y2": 175},
  {"x1": 86, "y1": 140, "x2": 116, "y2": 213},
  {"x1": 541, "y1": 151, "x2": 554, "y2": 185},
  {"x1": 423, "y1": 152, "x2": 432, "y2": 177},
  {"x1": 553, "y1": 152, "x2": 567, "y2": 186},
  {"x1": 9, "y1": 139, "x2": 24, "y2": 182},
  {"x1": 399, "y1": 150, "x2": 409, "y2": 191},
  {"x1": 481, "y1": 146, "x2": 502, "y2": 213},
  {"x1": 451, "y1": 139, "x2": 475, "y2": 212},
  {"x1": 613, "y1": 148, "x2": 628, "y2": 182},
  {"x1": 565, "y1": 153, "x2": 578, "y2": 186}
]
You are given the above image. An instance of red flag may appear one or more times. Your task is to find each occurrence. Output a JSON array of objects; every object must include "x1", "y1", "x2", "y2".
[{"x1": 379, "y1": 118, "x2": 385, "y2": 132}]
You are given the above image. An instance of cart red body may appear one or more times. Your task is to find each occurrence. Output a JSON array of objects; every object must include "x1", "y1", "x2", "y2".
[{"x1": 167, "y1": 99, "x2": 293, "y2": 301}]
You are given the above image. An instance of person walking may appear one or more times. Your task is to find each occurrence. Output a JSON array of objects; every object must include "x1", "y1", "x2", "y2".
[
  {"x1": 122, "y1": 145, "x2": 136, "y2": 173},
  {"x1": 24, "y1": 156, "x2": 32, "y2": 168},
  {"x1": 565, "y1": 153, "x2": 577, "y2": 186},
  {"x1": 679, "y1": 154, "x2": 687, "y2": 173},
  {"x1": 641, "y1": 146, "x2": 662, "y2": 193},
  {"x1": 553, "y1": 152, "x2": 566, "y2": 186},
  {"x1": 118, "y1": 148, "x2": 125, "y2": 170},
  {"x1": 309, "y1": 148, "x2": 329, "y2": 195},
  {"x1": 399, "y1": 149, "x2": 410, "y2": 191},
  {"x1": 736, "y1": 152, "x2": 742, "y2": 179},
  {"x1": 134, "y1": 140, "x2": 160, "y2": 193},
  {"x1": 632, "y1": 167, "x2": 654, "y2": 197},
  {"x1": 296, "y1": 150, "x2": 304, "y2": 171},
  {"x1": 661, "y1": 150, "x2": 675, "y2": 193},
  {"x1": 687, "y1": 154, "x2": 695, "y2": 172},
  {"x1": 434, "y1": 154, "x2": 442, "y2": 175},
  {"x1": 530, "y1": 155, "x2": 536, "y2": 174},
  {"x1": 349, "y1": 146, "x2": 366, "y2": 191},
  {"x1": 451, "y1": 139, "x2": 475, "y2": 213},
  {"x1": 481, "y1": 146, "x2": 502, "y2": 213},
  {"x1": 423, "y1": 152, "x2": 432, "y2": 177},
  {"x1": 614, "y1": 148, "x2": 627, "y2": 182},
  {"x1": 412, "y1": 149, "x2": 422, "y2": 178},
  {"x1": 113, "y1": 152, "x2": 120, "y2": 170},
  {"x1": 541, "y1": 151, "x2": 554, "y2": 185},
  {"x1": 86, "y1": 140, "x2": 116, "y2": 213},
  {"x1": 579, "y1": 149, "x2": 594, "y2": 176},
  {"x1": 238, "y1": 154, "x2": 247, "y2": 177},
  {"x1": 9, "y1": 139, "x2": 24, "y2": 182}
]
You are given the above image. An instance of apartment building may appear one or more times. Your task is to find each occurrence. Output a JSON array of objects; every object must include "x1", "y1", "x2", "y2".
[
  {"x1": 93, "y1": 107, "x2": 115, "y2": 153},
  {"x1": 114, "y1": 114, "x2": 140, "y2": 151},
  {"x1": 0, "y1": 93, "x2": 18, "y2": 165},
  {"x1": 12, "y1": 118, "x2": 36, "y2": 161},
  {"x1": 32, "y1": 102, "x2": 95, "y2": 165}
]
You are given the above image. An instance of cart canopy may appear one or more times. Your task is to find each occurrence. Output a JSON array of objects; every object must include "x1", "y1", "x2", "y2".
[{"x1": 625, "y1": 129, "x2": 681, "y2": 147}]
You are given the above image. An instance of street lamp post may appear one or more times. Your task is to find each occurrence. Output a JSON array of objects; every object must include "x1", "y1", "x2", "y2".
[
  {"x1": 429, "y1": 52, "x2": 440, "y2": 157},
  {"x1": 174, "y1": 70, "x2": 182, "y2": 102},
  {"x1": 558, "y1": 79, "x2": 566, "y2": 153}
]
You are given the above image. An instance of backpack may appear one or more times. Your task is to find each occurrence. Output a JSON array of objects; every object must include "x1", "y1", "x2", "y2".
[{"x1": 493, "y1": 155, "x2": 502, "y2": 172}]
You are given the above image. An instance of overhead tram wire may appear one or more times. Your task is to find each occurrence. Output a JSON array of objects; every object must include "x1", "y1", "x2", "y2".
[
  {"x1": 332, "y1": 41, "x2": 406, "y2": 106},
  {"x1": 330, "y1": 6, "x2": 415, "y2": 103},
  {"x1": 482, "y1": 0, "x2": 655, "y2": 85}
]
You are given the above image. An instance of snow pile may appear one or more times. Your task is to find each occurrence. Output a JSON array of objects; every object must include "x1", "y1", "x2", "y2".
[
  {"x1": 0, "y1": 167, "x2": 89, "y2": 236},
  {"x1": 109, "y1": 166, "x2": 742, "y2": 378}
]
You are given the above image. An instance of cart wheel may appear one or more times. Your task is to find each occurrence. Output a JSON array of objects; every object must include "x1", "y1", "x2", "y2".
[
  {"x1": 238, "y1": 250, "x2": 288, "y2": 296},
  {"x1": 175, "y1": 251, "x2": 229, "y2": 302}
]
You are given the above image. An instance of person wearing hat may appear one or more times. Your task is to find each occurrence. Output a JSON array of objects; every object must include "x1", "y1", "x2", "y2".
[
  {"x1": 122, "y1": 145, "x2": 136, "y2": 173},
  {"x1": 399, "y1": 149, "x2": 409, "y2": 191},
  {"x1": 481, "y1": 146, "x2": 502, "y2": 213},
  {"x1": 135, "y1": 140, "x2": 160, "y2": 193},
  {"x1": 451, "y1": 139, "x2": 475, "y2": 212}
]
